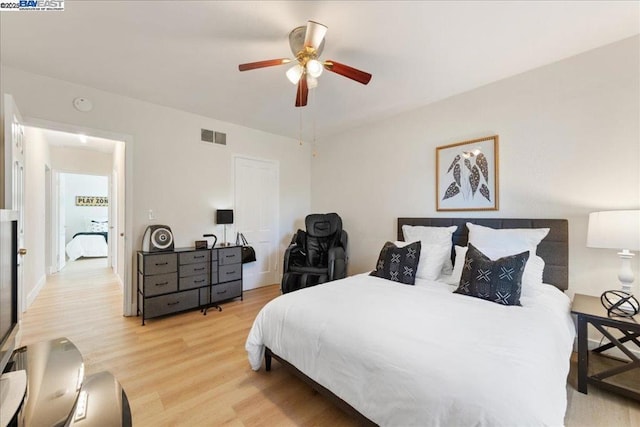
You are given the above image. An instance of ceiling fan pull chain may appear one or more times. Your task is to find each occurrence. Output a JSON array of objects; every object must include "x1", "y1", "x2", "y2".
[{"x1": 299, "y1": 107, "x2": 303, "y2": 146}]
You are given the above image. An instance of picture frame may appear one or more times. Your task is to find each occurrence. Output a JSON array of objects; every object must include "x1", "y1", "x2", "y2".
[{"x1": 436, "y1": 135, "x2": 499, "y2": 211}]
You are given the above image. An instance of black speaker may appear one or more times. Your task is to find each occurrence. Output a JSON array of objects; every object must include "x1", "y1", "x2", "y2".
[{"x1": 142, "y1": 225, "x2": 174, "y2": 252}]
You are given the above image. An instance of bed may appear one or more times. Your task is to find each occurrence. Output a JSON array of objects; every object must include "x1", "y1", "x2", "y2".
[
  {"x1": 246, "y1": 218, "x2": 574, "y2": 426},
  {"x1": 65, "y1": 219, "x2": 109, "y2": 261}
]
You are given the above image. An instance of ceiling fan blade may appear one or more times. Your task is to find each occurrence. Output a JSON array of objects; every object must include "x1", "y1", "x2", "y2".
[
  {"x1": 238, "y1": 58, "x2": 291, "y2": 72},
  {"x1": 324, "y1": 60, "x2": 372, "y2": 85},
  {"x1": 295, "y1": 75, "x2": 309, "y2": 107},
  {"x1": 304, "y1": 20, "x2": 328, "y2": 50}
]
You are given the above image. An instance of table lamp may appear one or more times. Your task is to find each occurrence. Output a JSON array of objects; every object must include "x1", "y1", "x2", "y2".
[
  {"x1": 587, "y1": 210, "x2": 640, "y2": 293},
  {"x1": 216, "y1": 209, "x2": 234, "y2": 246}
]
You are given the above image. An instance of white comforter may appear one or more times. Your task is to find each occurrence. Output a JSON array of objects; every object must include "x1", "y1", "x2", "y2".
[
  {"x1": 246, "y1": 273, "x2": 575, "y2": 426},
  {"x1": 65, "y1": 234, "x2": 108, "y2": 261}
]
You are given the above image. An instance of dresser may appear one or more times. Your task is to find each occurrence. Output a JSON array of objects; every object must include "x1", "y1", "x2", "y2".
[{"x1": 137, "y1": 246, "x2": 242, "y2": 324}]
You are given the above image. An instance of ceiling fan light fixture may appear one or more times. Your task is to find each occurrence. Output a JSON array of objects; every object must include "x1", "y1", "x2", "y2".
[
  {"x1": 286, "y1": 64, "x2": 304, "y2": 84},
  {"x1": 306, "y1": 75, "x2": 318, "y2": 89},
  {"x1": 304, "y1": 21, "x2": 328, "y2": 50},
  {"x1": 306, "y1": 59, "x2": 324, "y2": 78}
]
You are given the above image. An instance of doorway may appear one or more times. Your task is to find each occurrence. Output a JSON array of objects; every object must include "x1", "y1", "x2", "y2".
[
  {"x1": 59, "y1": 172, "x2": 110, "y2": 268},
  {"x1": 22, "y1": 123, "x2": 129, "y2": 313},
  {"x1": 234, "y1": 156, "x2": 279, "y2": 290}
]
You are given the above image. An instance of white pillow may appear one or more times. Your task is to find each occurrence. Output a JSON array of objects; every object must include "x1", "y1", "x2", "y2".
[
  {"x1": 89, "y1": 221, "x2": 108, "y2": 232},
  {"x1": 402, "y1": 225, "x2": 457, "y2": 276},
  {"x1": 444, "y1": 245, "x2": 468, "y2": 285},
  {"x1": 466, "y1": 222, "x2": 549, "y2": 254},
  {"x1": 394, "y1": 240, "x2": 451, "y2": 281}
]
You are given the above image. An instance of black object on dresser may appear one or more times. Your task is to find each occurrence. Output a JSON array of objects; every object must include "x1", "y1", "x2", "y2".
[{"x1": 137, "y1": 246, "x2": 242, "y2": 325}]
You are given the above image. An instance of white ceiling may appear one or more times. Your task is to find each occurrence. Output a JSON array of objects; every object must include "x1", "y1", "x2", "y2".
[{"x1": 1, "y1": 1, "x2": 638, "y2": 141}]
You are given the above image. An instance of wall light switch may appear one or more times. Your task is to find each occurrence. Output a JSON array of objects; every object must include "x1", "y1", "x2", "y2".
[{"x1": 148, "y1": 209, "x2": 155, "y2": 220}]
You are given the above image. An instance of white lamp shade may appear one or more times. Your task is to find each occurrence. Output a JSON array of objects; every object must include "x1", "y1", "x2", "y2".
[
  {"x1": 587, "y1": 210, "x2": 640, "y2": 251},
  {"x1": 286, "y1": 64, "x2": 303, "y2": 84},
  {"x1": 306, "y1": 75, "x2": 318, "y2": 89}
]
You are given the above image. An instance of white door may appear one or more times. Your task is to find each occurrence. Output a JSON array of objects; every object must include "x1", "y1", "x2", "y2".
[
  {"x1": 110, "y1": 169, "x2": 117, "y2": 272},
  {"x1": 3, "y1": 94, "x2": 26, "y2": 312},
  {"x1": 234, "y1": 157, "x2": 279, "y2": 290},
  {"x1": 57, "y1": 172, "x2": 66, "y2": 271}
]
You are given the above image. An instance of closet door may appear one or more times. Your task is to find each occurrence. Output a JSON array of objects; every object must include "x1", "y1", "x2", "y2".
[{"x1": 234, "y1": 156, "x2": 279, "y2": 290}]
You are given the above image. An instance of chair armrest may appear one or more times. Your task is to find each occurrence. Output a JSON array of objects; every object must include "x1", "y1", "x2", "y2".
[
  {"x1": 283, "y1": 230, "x2": 306, "y2": 273},
  {"x1": 328, "y1": 246, "x2": 347, "y2": 280}
]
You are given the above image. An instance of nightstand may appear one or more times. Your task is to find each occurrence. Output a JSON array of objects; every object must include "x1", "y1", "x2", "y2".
[{"x1": 571, "y1": 293, "x2": 640, "y2": 401}]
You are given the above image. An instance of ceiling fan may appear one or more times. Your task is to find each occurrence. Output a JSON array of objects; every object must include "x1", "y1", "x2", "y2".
[{"x1": 238, "y1": 20, "x2": 372, "y2": 107}]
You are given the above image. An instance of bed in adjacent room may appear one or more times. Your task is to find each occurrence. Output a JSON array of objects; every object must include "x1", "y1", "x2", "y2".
[
  {"x1": 65, "y1": 219, "x2": 109, "y2": 261},
  {"x1": 246, "y1": 218, "x2": 574, "y2": 426}
]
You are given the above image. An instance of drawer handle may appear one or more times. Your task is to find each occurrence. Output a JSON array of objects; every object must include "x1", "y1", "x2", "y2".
[
  {"x1": 194, "y1": 279, "x2": 205, "y2": 284},
  {"x1": 226, "y1": 271, "x2": 235, "y2": 275},
  {"x1": 194, "y1": 255, "x2": 205, "y2": 259},
  {"x1": 217, "y1": 290, "x2": 227, "y2": 295},
  {"x1": 226, "y1": 254, "x2": 236, "y2": 258},
  {"x1": 167, "y1": 301, "x2": 180, "y2": 306},
  {"x1": 194, "y1": 267, "x2": 205, "y2": 271},
  {"x1": 155, "y1": 262, "x2": 169, "y2": 266},
  {"x1": 155, "y1": 282, "x2": 169, "y2": 286}
]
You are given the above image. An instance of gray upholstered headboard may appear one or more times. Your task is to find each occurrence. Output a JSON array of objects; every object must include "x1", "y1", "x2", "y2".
[{"x1": 397, "y1": 218, "x2": 569, "y2": 291}]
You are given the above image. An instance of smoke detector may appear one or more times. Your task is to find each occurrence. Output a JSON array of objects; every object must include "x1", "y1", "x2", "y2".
[{"x1": 73, "y1": 97, "x2": 93, "y2": 112}]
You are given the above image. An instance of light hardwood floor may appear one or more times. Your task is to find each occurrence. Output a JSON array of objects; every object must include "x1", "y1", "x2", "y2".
[{"x1": 18, "y1": 258, "x2": 640, "y2": 426}]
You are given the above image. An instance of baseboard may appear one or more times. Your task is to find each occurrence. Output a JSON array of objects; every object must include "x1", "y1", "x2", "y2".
[{"x1": 26, "y1": 274, "x2": 47, "y2": 310}]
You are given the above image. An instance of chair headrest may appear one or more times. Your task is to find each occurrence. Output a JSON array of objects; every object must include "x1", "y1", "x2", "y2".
[{"x1": 305, "y1": 213, "x2": 342, "y2": 238}]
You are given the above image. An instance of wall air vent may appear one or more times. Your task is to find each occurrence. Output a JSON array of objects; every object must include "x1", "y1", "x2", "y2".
[
  {"x1": 201, "y1": 128, "x2": 214, "y2": 143},
  {"x1": 214, "y1": 131, "x2": 227, "y2": 145},
  {"x1": 201, "y1": 129, "x2": 226, "y2": 145}
]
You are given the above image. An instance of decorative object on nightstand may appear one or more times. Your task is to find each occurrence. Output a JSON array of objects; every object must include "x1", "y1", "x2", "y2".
[
  {"x1": 587, "y1": 210, "x2": 640, "y2": 313},
  {"x1": 216, "y1": 209, "x2": 234, "y2": 246},
  {"x1": 600, "y1": 290, "x2": 640, "y2": 317}
]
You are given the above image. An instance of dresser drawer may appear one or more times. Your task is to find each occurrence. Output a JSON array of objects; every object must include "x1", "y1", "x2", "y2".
[
  {"x1": 218, "y1": 247, "x2": 241, "y2": 265},
  {"x1": 210, "y1": 280, "x2": 242, "y2": 303},
  {"x1": 179, "y1": 273, "x2": 208, "y2": 290},
  {"x1": 210, "y1": 262, "x2": 218, "y2": 284},
  {"x1": 219, "y1": 263, "x2": 241, "y2": 282},
  {"x1": 179, "y1": 262, "x2": 209, "y2": 278},
  {"x1": 144, "y1": 290, "x2": 199, "y2": 318},
  {"x1": 179, "y1": 250, "x2": 210, "y2": 265},
  {"x1": 141, "y1": 253, "x2": 177, "y2": 275},
  {"x1": 143, "y1": 272, "x2": 178, "y2": 296}
]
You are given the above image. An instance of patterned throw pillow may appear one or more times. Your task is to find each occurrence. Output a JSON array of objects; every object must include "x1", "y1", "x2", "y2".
[
  {"x1": 89, "y1": 221, "x2": 108, "y2": 232},
  {"x1": 370, "y1": 241, "x2": 421, "y2": 285},
  {"x1": 454, "y1": 243, "x2": 529, "y2": 306}
]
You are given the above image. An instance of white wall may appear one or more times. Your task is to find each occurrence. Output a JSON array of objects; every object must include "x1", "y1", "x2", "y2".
[
  {"x1": 50, "y1": 145, "x2": 112, "y2": 176},
  {"x1": 61, "y1": 173, "x2": 108, "y2": 243},
  {"x1": 312, "y1": 36, "x2": 640, "y2": 298},
  {"x1": 23, "y1": 127, "x2": 50, "y2": 308},
  {"x1": 1, "y1": 65, "x2": 311, "y2": 314}
]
